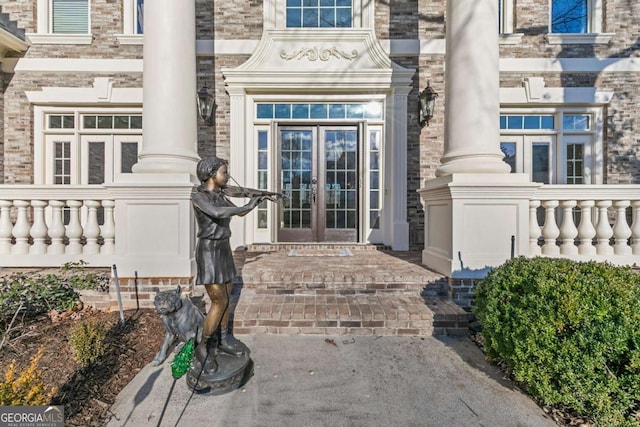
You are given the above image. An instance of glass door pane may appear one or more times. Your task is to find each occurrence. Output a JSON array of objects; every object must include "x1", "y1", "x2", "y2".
[
  {"x1": 278, "y1": 128, "x2": 316, "y2": 241},
  {"x1": 320, "y1": 127, "x2": 358, "y2": 242}
]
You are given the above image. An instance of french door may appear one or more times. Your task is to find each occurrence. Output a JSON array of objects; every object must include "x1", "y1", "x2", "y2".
[{"x1": 277, "y1": 125, "x2": 359, "y2": 242}]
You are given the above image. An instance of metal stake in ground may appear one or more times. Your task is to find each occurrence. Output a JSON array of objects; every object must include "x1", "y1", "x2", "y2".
[{"x1": 112, "y1": 264, "x2": 126, "y2": 328}]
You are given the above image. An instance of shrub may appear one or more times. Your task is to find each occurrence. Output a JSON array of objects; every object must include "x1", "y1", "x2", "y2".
[
  {"x1": 0, "y1": 262, "x2": 109, "y2": 325},
  {"x1": 68, "y1": 320, "x2": 108, "y2": 367},
  {"x1": 474, "y1": 257, "x2": 640, "y2": 427},
  {"x1": 0, "y1": 346, "x2": 56, "y2": 405},
  {"x1": 0, "y1": 273, "x2": 79, "y2": 324}
]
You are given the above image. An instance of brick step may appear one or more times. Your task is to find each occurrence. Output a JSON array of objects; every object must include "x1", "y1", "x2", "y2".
[
  {"x1": 231, "y1": 293, "x2": 469, "y2": 337},
  {"x1": 238, "y1": 280, "x2": 442, "y2": 295},
  {"x1": 247, "y1": 243, "x2": 390, "y2": 252}
]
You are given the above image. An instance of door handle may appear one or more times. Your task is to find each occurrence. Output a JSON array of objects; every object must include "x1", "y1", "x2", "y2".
[{"x1": 311, "y1": 177, "x2": 317, "y2": 204}]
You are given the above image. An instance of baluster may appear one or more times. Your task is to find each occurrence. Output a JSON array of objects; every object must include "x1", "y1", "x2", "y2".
[
  {"x1": 12, "y1": 200, "x2": 31, "y2": 255},
  {"x1": 631, "y1": 201, "x2": 640, "y2": 255},
  {"x1": 0, "y1": 200, "x2": 13, "y2": 255},
  {"x1": 101, "y1": 200, "x2": 115, "y2": 255},
  {"x1": 48, "y1": 200, "x2": 66, "y2": 254},
  {"x1": 29, "y1": 200, "x2": 48, "y2": 255},
  {"x1": 595, "y1": 200, "x2": 613, "y2": 256},
  {"x1": 612, "y1": 200, "x2": 631, "y2": 255},
  {"x1": 83, "y1": 200, "x2": 100, "y2": 255},
  {"x1": 559, "y1": 200, "x2": 578, "y2": 256},
  {"x1": 66, "y1": 200, "x2": 84, "y2": 255},
  {"x1": 577, "y1": 200, "x2": 596, "y2": 256},
  {"x1": 541, "y1": 200, "x2": 560, "y2": 256},
  {"x1": 529, "y1": 200, "x2": 541, "y2": 256}
]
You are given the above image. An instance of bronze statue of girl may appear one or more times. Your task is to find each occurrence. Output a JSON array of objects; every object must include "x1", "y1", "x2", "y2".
[{"x1": 191, "y1": 156, "x2": 280, "y2": 373}]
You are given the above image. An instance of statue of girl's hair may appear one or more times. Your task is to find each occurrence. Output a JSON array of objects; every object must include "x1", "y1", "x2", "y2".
[{"x1": 196, "y1": 157, "x2": 228, "y2": 183}]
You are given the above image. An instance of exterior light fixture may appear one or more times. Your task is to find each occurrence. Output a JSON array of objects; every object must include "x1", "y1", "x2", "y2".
[
  {"x1": 197, "y1": 85, "x2": 216, "y2": 127},
  {"x1": 418, "y1": 82, "x2": 438, "y2": 127}
]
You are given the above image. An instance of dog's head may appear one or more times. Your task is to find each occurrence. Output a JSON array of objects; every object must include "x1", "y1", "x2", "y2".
[{"x1": 154, "y1": 286, "x2": 182, "y2": 315}]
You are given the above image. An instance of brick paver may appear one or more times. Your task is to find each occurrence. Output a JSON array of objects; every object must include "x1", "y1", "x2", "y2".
[{"x1": 228, "y1": 248, "x2": 469, "y2": 337}]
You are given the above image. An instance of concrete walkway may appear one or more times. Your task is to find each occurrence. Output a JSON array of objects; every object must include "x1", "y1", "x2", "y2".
[{"x1": 106, "y1": 335, "x2": 555, "y2": 427}]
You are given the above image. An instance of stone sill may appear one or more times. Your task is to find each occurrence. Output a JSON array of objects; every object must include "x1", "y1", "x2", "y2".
[
  {"x1": 26, "y1": 33, "x2": 93, "y2": 45},
  {"x1": 115, "y1": 34, "x2": 143, "y2": 45},
  {"x1": 499, "y1": 33, "x2": 524, "y2": 45},
  {"x1": 544, "y1": 33, "x2": 614, "y2": 45}
]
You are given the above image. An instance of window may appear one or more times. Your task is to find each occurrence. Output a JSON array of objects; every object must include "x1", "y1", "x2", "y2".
[
  {"x1": 41, "y1": 111, "x2": 142, "y2": 185},
  {"x1": 551, "y1": 0, "x2": 588, "y2": 33},
  {"x1": 498, "y1": 0, "x2": 515, "y2": 34},
  {"x1": 51, "y1": 0, "x2": 89, "y2": 33},
  {"x1": 500, "y1": 112, "x2": 596, "y2": 184},
  {"x1": 286, "y1": 0, "x2": 352, "y2": 28},
  {"x1": 547, "y1": 0, "x2": 608, "y2": 41},
  {"x1": 257, "y1": 102, "x2": 382, "y2": 120},
  {"x1": 257, "y1": 131, "x2": 269, "y2": 229},
  {"x1": 29, "y1": 0, "x2": 92, "y2": 44},
  {"x1": 116, "y1": 0, "x2": 143, "y2": 44}
]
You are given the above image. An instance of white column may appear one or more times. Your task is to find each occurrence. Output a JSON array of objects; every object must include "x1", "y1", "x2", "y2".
[
  {"x1": 29, "y1": 200, "x2": 48, "y2": 255},
  {"x1": 389, "y1": 87, "x2": 410, "y2": 250},
  {"x1": 228, "y1": 88, "x2": 248, "y2": 250},
  {"x1": 436, "y1": 0, "x2": 510, "y2": 176},
  {"x1": 132, "y1": 0, "x2": 199, "y2": 175}
]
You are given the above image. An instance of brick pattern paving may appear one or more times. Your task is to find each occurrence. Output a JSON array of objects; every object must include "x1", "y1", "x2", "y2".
[{"x1": 230, "y1": 249, "x2": 470, "y2": 337}]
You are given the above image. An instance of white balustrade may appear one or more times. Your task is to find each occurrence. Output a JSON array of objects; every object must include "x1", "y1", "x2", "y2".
[
  {"x1": 595, "y1": 200, "x2": 614, "y2": 256},
  {"x1": 529, "y1": 200, "x2": 541, "y2": 256},
  {"x1": 0, "y1": 190, "x2": 116, "y2": 263},
  {"x1": 577, "y1": 200, "x2": 596, "y2": 256},
  {"x1": 529, "y1": 185, "x2": 640, "y2": 265},
  {"x1": 12, "y1": 200, "x2": 31, "y2": 255},
  {"x1": 48, "y1": 200, "x2": 66, "y2": 255},
  {"x1": 83, "y1": 200, "x2": 101, "y2": 255},
  {"x1": 612, "y1": 200, "x2": 632, "y2": 255},
  {"x1": 29, "y1": 200, "x2": 48, "y2": 255},
  {"x1": 541, "y1": 200, "x2": 560, "y2": 256},
  {"x1": 0, "y1": 200, "x2": 12, "y2": 255},
  {"x1": 65, "y1": 200, "x2": 84, "y2": 255},
  {"x1": 631, "y1": 201, "x2": 640, "y2": 255},
  {"x1": 559, "y1": 200, "x2": 578, "y2": 256},
  {"x1": 101, "y1": 200, "x2": 116, "y2": 255}
]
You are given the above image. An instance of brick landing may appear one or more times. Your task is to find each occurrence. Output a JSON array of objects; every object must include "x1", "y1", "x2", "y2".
[{"x1": 229, "y1": 249, "x2": 470, "y2": 337}]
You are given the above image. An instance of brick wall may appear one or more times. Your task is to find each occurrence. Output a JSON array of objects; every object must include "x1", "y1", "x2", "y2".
[{"x1": 0, "y1": 74, "x2": 4, "y2": 183}]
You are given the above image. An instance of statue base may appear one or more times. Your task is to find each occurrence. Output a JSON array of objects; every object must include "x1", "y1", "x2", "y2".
[{"x1": 186, "y1": 339, "x2": 253, "y2": 395}]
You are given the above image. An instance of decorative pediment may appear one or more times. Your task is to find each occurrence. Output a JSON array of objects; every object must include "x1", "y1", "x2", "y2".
[{"x1": 223, "y1": 29, "x2": 414, "y2": 91}]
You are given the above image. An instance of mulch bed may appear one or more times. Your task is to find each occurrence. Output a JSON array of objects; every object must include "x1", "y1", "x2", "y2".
[{"x1": 0, "y1": 308, "x2": 165, "y2": 426}]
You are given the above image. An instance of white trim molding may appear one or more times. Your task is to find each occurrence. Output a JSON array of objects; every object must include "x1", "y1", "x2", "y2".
[
  {"x1": 25, "y1": 77, "x2": 143, "y2": 105},
  {"x1": 26, "y1": 33, "x2": 93, "y2": 45},
  {"x1": 0, "y1": 29, "x2": 28, "y2": 57},
  {"x1": 500, "y1": 85, "x2": 613, "y2": 105},
  {"x1": 544, "y1": 33, "x2": 614, "y2": 45},
  {"x1": 114, "y1": 34, "x2": 143, "y2": 45}
]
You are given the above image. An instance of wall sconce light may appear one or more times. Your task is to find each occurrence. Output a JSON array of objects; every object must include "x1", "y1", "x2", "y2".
[
  {"x1": 418, "y1": 82, "x2": 438, "y2": 127},
  {"x1": 197, "y1": 85, "x2": 217, "y2": 127}
]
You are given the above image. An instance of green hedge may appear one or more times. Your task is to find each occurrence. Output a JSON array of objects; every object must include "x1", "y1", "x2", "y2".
[{"x1": 474, "y1": 257, "x2": 640, "y2": 426}]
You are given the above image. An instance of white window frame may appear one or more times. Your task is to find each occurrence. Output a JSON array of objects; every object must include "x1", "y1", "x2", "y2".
[
  {"x1": 265, "y1": 0, "x2": 373, "y2": 30},
  {"x1": 500, "y1": 110, "x2": 601, "y2": 184},
  {"x1": 116, "y1": 0, "x2": 144, "y2": 45},
  {"x1": 35, "y1": 107, "x2": 143, "y2": 185},
  {"x1": 561, "y1": 135, "x2": 592, "y2": 184},
  {"x1": 498, "y1": 0, "x2": 524, "y2": 45},
  {"x1": 545, "y1": 0, "x2": 613, "y2": 45},
  {"x1": 27, "y1": 0, "x2": 93, "y2": 45}
]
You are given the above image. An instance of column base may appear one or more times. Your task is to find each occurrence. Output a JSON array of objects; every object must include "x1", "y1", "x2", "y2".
[
  {"x1": 132, "y1": 155, "x2": 199, "y2": 176},
  {"x1": 435, "y1": 154, "x2": 511, "y2": 177}
]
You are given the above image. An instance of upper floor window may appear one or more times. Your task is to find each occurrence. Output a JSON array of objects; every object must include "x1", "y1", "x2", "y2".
[
  {"x1": 115, "y1": 0, "x2": 143, "y2": 44},
  {"x1": 286, "y1": 0, "x2": 352, "y2": 28},
  {"x1": 135, "y1": 0, "x2": 143, "y2": 34},
  {"x1": 51, "y1": 0, "x2": 89, "y2": 34},
  {"x1": 28, "y1": 0, "x2": 92, "y2": 44},
  {"x1": 546, "y1": 0, "x2": 610, "y2": 44},
  {"x1": 551, "y1": 0, "x2": 587, "y2": 33}
]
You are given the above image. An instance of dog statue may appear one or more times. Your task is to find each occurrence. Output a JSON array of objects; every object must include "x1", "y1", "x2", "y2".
[{"x1": 151, "y1": 286, "x2": 204, "y2": 366}]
